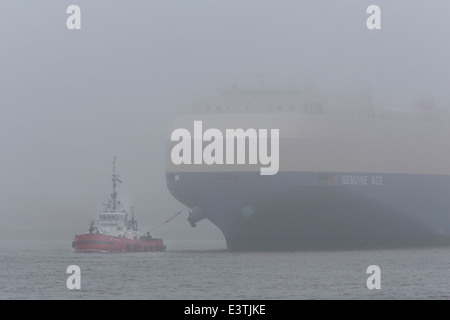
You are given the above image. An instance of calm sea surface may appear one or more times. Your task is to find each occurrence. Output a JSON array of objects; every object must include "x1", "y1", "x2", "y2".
[{"x1": 1, "y1": 240, "x2": 450, "y2": 300}]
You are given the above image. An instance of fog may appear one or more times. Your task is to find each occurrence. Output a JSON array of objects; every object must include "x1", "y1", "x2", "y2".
[{"x1": 0, "y1": 1, "x2": 449, "y2": 240}]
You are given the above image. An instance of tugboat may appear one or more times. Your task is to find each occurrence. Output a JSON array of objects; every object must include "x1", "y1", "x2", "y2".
[{"x1": 72, "y1": 157, "x2": 166, "y2": 252}]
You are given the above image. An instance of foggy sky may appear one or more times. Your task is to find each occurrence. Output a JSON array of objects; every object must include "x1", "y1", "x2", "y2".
[{"x1": 0, "y1": 1, "x2": 449, "y2": 240}]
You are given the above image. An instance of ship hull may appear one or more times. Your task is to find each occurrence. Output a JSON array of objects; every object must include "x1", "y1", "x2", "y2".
[
  {"x1": 165, "y1": 112, "x2": 450, "y2": 250},
  {"x1": 166, "y1": 171, "x2": 450, "y2": 250},
  {"x1": 72, "y1": 233, "x2": 166, "y2": 252}
]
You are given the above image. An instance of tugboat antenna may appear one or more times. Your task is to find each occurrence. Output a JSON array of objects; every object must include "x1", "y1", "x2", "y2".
[{"x1": 111, "y1": 156, "x2": 122, "y2": 211}]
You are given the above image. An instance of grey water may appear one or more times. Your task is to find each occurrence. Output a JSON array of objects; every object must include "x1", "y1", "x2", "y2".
[{"x1": 1, "y1": 239, "x2": 450, "y2": 300}]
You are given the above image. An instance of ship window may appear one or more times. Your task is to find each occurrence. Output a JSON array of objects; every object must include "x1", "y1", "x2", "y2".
[{"x1": 175, "y1": 175, "x2": 180, "y2": 181}]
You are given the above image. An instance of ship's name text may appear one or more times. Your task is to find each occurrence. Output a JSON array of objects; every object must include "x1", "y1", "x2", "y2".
[
  {"x1": 341, "y1": 175, "x2": 383, "y2": 186},
  {"x1": 171, "y1": 121, "x2": 279, "y2": 175}
]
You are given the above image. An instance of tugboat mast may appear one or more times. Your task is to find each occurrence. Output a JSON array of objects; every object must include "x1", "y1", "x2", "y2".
[{"x1": 111, "y1": 156, "x2": 121, "y2": 211}]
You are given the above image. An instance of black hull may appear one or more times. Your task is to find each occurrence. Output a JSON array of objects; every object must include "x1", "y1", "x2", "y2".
[{"x1": 166, "y1": 171, "x2": 450, "y2": 250}]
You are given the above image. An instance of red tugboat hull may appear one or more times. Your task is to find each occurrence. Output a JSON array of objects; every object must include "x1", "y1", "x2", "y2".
[{"x1": 72, "y1": 233, "x2": 166, "y2": 252}]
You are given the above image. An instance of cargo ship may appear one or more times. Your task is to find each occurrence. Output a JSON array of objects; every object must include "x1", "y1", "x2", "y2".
[
  {"x1": 73, "y1": 157, "x2": 166, "y2": 252},
  {"x1": 165, "y1": 85, "x2": 450, "y2": 250}
]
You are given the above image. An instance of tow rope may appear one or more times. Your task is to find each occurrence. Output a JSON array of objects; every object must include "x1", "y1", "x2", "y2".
[{"x1": 149, "y1": 208, "x2": 188, "y2": 232}]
